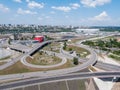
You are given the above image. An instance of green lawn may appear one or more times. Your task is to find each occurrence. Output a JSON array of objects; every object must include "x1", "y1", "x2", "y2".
[
  {"x1": 109, "y1": 54, "x2": 120, "y2": 61},
  {"x1": 65, "y1": 45, "x2": 90, "y2": 57},
  {"x1": 0, "y1": 56, "x2": 11, "y2": 60}
]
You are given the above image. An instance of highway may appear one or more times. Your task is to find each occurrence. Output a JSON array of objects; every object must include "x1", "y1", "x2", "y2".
[
  {"x1": 60, "y1": 44, "x2": 120, "y2": 71},
  {"x1": 0, "y1": 39, "x2": 66, "y2": 70},
  {"x1": 0, "y1": 38, "x2": 97, "y2": 83},
  {"x1": 0, "y1": 42, "x2": 98, "y2": 83},
  {"x1": 77, "y1": 34, "x2": 116, "y2": 44},
  {"x1": 0, "y1": 71, "x2": 120, "y2": 90},
  {"x1": 0, "y1": 35, "x2": 120, "y2": 89},
  {"x1": 21, "y1": 42, "x2": 97, "y2": 69},
  {"x1": 0, "y1": 35, "x2": 114, "y2": 70},
  {"x1": 0, "y1": 37, "x2": 119, "y2": 82},
  {"x1": 0, "y1": 54, "x2": 25, "y2": 70},
  {"x1": 0, "y1": 50, "x2": 119, "y2": 83},
  {"x1": 94, "y1": 61, "x2": 120, "y2": 71}
]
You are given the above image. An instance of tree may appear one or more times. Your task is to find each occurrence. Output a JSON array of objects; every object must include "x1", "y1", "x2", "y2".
[
  {"x1": 105, "y1": 41, "x2": 111, "y2": 48},
  {"x1": 97, "y1": 40, "x2": 104, "y2": 48},
  {"x1": 73, "y1": 57, "x2": 79, "y2": 65},
  {"x1": 39, "y1": 51, "x2": 43, "y2": 55},
  {"x1": 44, "y1": 35, "x2": 53, "y2": 40},
  {"x1": 97, "y1": 40, "x2": 105, "y2": 53},
  {"x1": 63, "y1": 42, "x2": 67, "y2": 50},
  {"x1": 8, "y1": 38, "x2": 11, "y2": 45},
  {"x1": 77, "y1": 53, "x2": 81, "y2": 57},
  {"x1": 82, "y1": 40, "x2": 95, "y2": 47},
  {"x1": 32, "y1": 35, "x2": 35, "y2": 39},
  {"x1": 69, "y1": 48, "x2": 72, "y2": 51},
  {"x1": 112, "y1": 38, "x2": 118, "y2": 47},
  {"x1": 117, "y1": 42, "x2": 120, "y2": 48}
]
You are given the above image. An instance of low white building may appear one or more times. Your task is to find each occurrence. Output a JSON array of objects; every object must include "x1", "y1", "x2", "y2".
[{"x1": 75, "y1": 28, "x2": 99, "y2": 33}]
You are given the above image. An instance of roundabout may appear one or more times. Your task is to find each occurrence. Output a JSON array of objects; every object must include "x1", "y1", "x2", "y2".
[
  {"x1": 17, "y1": 40, "x2": 98, "y2": 79},
  {"x1": 21, "y1": 50, "x2": 68, "y2": 68}
]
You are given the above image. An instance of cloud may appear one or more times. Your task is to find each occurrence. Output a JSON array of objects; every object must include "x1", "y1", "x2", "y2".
[
  {"x1": 45, "y1": 16, "x2": 50, "y2": 19},
  {"x1": 26, "y1": 0, "x2": 30, "y2": 2},
  {"x1": 0, "y1": 4, "x2": 10, "y2": 12},
  {"x1": 81, "y1": 0, "x2": 111, "y2": 7},
  {"x1": 28, "y1": 1, "x2": 44, "y2": 9},
  {"x1": 70, "y1": 3, "x2": 80, "y2": 9},
  {"x1": 13, "y1": 0, "x2": 22, "y2": 3},
  {"x1": 17, "y1": 8, "x2": 37, "y2": 15},
  {"x1": 65, "y1": 15, "x2": 69, "y2": 18},
  {"x1": 38, "y1": 16, "x2": 51, "y2": 21},
  {"x1": 89, "y1": 11, "x2": 110, "y2": 21},
  {"x1": 51, "y1": 3, "x2": 80, "y2": 12},
  {"x1": 51, "y1": 6, "x2": 71, "y2": 12},
  {"x1": 50, "y1": 11, "x2": 55, "y2": 14},
  {"x1": 38, "y1": 17, "x2": 43, "y2": 20}
]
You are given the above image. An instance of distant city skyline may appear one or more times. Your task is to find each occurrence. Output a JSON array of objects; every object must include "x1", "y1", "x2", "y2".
[{"x1": 0, "y1": 0, "x2": 120, "y2": 26}]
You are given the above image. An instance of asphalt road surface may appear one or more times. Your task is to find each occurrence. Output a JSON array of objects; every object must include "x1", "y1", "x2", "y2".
[{"x1": 0, "y1": 71, "x2": 120, "y2": 90}]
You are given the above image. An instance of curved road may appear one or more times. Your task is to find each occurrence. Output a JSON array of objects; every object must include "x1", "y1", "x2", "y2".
[
  {"x1": 0, "y1": 35, "x2": 120, "y2": 89},
  {"x1": 0, "y1": 40, "x2": 66, "y2": 70},
  {"x1": 0, "y1": 37, "x2": 119, "y2": 82},
  {"x1": 0, "y1": 39, "x2": 97, "y2": 83},
  {"x1": 21, "y1": 51, "x2": 67, "y2": 68},
  {"x1": 60, "y1": 46, "x2": 120, "y2": 71}
]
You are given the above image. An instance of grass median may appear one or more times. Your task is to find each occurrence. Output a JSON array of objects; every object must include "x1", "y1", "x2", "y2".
[{"x1": 0, "y1": 59, "x2": 74, "y2": 75}]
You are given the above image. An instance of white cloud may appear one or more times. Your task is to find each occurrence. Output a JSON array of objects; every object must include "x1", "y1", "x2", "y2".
[
  {"x1": 51, "y1": 3, "x2": 80, "y2": 12},
  {"x1": 26, "y1": 0, "x2": 30, "y2": 2},
  {"x1": 17, "y1": 8, "x2": 37, "y2": 15},
  {"x1": 81, "y1": 0, "x2": 111, "y2": 7},
  {"x1": 45, "y1": 16, "x2": 50, "y2": 19},
  {"x1": 65, "y1": 15, "x2": 69, "y2": 18},
  {"x1": 28, "y1": 1, "x2": 44, "y2": 9},
  {"x1": 50, "y1": 11, "x2": 55, "y2": 14},
  {"x1": 0, "y1": 4, "x2": 10, "y2": 12},
  {"x1": 89, "y1": 11, "x2": 110, "y2": 21},
  {"x1": 38, "y1": 16, "x2": 51, "y2": 21},
  {"x1": 13, "y1": 0, "x2": 22, "y2": 3},
  {"x1": 38, "y1": 17, "x2": 43, "y2": 20},
  {"x1": 51, "y1": 6, "x2": 71, "y2": 12},
  {"x1": 70, "y1": 3, "x2": 80, "y2": 9}
]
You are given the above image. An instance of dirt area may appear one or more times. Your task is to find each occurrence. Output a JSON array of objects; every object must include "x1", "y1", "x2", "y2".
[
  {"x1": 112, "y1": 78, "x2": 120, "y2": 90},
  {"x1": 70, "y1": 38, "x2": 82, "y2": 43},
  {"x1": 42, "y1": 42, "x2": 61, "y2": 53},
  {"x1": 112, "y1": 82, "x2": 120, "y2": 90},
  {"x1": 0, "y1": 62, "x2": 6, "y2": 65},
  {"x1": 27, "y1": 52, "x2": 62, "y2": 65}
]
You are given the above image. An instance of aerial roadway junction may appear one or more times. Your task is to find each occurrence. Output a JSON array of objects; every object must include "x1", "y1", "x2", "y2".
[{"x1": 0, "y1": 34, "x2": 120, "y2": 90}]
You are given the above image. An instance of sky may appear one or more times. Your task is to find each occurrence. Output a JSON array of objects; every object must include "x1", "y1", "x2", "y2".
[{"x1": 0, "y1": 0, "x2": 120, "y2": 26}]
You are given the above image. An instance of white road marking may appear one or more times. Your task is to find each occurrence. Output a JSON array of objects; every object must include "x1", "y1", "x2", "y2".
[
  {"x1": 65, "y1": 80, "x2": 70, "y2": 90},
  {"x1": 38, "y1": 84, "x2": 40, "y2": 90}
]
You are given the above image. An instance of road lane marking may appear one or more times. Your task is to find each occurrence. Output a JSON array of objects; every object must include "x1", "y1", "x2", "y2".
[
  {"x1": 38, "y1": 84, "x2": 40, "y2": 90},
  {"x1": 65, "y1": 80, "x2": 69, "y2": 90}
]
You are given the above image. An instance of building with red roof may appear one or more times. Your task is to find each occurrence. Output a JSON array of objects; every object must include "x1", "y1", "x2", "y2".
[{"x1": 34, "y1": 36, "x2": 44, "y2": 42}]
